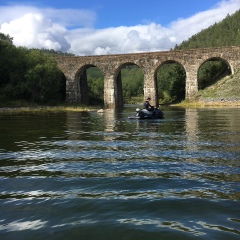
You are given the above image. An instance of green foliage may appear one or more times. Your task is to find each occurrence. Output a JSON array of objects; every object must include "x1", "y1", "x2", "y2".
[
  {"x1": 175, "y1": 10, "x2": 240, "y2": 50},
  {"x1": 0, "y1": 33, "x2": 65, "y2": 104},
  {"x1": 198, "y1": 61, "x2": 230, "y2": 89},
  {"x1": 157, "y1": 63, "x2": 186, "y2": 103},
  {"x1": 0, "y1": 45, "x2": 28, "y2": 99},
  {"x1": 37, "y1": 48, "x2": 75, "y2": 56},
  {"x1": 24, "y1": 54, "x2": 63, "y2": 102},
  {"x1": 121, "y1": 65, "x2": 144, "y2": 101},
  {"x1": 87, "y1": 67, "x2": 104, "y2": 104},
  {"x1": 0, "y1": 33, "x2": 13, "y2": 46}
]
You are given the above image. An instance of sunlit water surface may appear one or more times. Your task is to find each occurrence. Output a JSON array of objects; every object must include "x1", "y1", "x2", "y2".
[{"x1": 0, "y1": 106, "x2": 239, "y2": 239}]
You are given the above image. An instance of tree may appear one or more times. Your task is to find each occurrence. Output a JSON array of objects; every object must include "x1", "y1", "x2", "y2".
[
  {"x1": 121, "y1": 65, "x2": 144, "y2": 101},
  {"x1": 157, "y1": 63, "x2": 186, "y2": 103},
  {"x1": 198, "y1": 60, "x2": 230, "y2": 89},
  {"x1": 24, "y1": 51, "x2": 64, "y2": 102},
  {"x1": 0, "y1": 44, "x2": 27, "y2": 99},
  {"x1": 0, "y1": 38, "x2": 65, "y2": 103},
  {"x1": 87, "y1": 67, "x2": 104, "y2": 104},
  {"x1": 0, "y1": 33, "x2": 13, "y2": 46}
]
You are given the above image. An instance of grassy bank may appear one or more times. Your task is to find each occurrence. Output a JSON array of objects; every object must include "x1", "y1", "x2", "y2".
[
  {"x1": 174, "y1": 68, "x2": 240, "y2": 108},
  {"x1": 0, "y1": 106, "x2": 97, "y2": 113},
  {"x1": 173, "y1": 100, "x2": 240, "y2": 108},
  {"x1": 0, "y1": 100, "x2": 97, "y2": 113}
]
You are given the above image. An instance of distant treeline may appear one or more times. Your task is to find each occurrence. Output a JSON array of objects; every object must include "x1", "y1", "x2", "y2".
[{"x1": 38, "y1": 48, "x2": 75, "y2": 56}]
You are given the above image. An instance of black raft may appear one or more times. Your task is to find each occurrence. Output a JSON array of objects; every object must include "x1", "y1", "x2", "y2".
[{"x1": 128, "y1": 107, "x2": 164, "y2": 119}]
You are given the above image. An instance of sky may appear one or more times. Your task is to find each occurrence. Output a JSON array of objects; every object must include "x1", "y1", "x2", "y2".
[{"x1": 0, "y1": 0, "x2": 239, "y2": 55}]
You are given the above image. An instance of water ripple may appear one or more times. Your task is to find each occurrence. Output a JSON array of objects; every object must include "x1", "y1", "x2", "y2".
[{"x1": 0, "y1": 108, "x2": 240, "y2": 239}]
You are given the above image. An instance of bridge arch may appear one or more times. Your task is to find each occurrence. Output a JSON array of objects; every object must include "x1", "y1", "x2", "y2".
[
  {"x1": 198, "y1": 57, "x2": 232, "y2": 73},
  {"x1": 74, "y1": 64, "x2": 104, "y2": 105},
  {"x1": 154, "y1": 59, "x2": 186, "y2": 77},
  {"x1": 113, "y1": 62, "x2": 143, "y2": 107},
  {"x1": 197, "y1": 57, "x2": 232, "y2": 90},
  {"x1": 55, "y1": 46, "x2": 240, "y2": 108},
  {"x1": 155, "y1": 60, "x2": 186, "y2": 103}
]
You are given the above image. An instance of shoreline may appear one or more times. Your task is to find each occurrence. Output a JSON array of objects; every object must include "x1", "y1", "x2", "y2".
[
  {"x1": 172, "y1": 100, "x2": 240, "y2": 108},
  {"x1": 0, "y1": 106, "x2": 97, "y2": 113},
  {"x1": 1, "y1": 100, "x2": 240, "y2": 113}
]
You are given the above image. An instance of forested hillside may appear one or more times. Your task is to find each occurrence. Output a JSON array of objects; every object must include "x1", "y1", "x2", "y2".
[{"x1": 175, "y1": 9, "x2": 240, "y2": 50}]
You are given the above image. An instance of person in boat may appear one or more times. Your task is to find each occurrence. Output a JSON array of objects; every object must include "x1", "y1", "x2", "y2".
[{"x1": 143, "y1": 97, "x2": 154, "y2": 112}]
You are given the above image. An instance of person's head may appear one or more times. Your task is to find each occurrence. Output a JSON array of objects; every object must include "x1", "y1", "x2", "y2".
[{"x1": 147, "y1": 97, "x2": 151, "y2": 101}]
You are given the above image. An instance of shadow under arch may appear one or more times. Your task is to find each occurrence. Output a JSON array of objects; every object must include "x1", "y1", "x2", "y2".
[
  {"x1": 75, "y1": 64, "x2": 104, "y2": 105},
  {"x1": 155, "y1": 60, "x2": 186, "y2": 104},
  {"x1": 114, "y1": 62, "x2": 144, "y2": 108},
  {"x1": 197, "y1": 57, "x2": 232, "y2": 90},
  {"x1": 58, "y1": 70, "x2": 67, "y2": 102}
]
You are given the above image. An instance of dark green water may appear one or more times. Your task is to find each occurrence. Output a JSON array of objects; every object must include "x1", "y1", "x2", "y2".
[{"x1": 0, "y1": 106, "x2": 239, "y2": 240}]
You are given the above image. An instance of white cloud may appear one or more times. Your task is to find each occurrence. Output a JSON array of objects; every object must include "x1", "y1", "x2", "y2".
[
  {"x1": 67, "y1": 24, "x2": 173, "y2": 55},
  {"x1": 1, "y1": 12, "x2": 70, "y2": 51},
  {"x1": 0, "y1": 0, "x2": 239, "y2": 55},
  {"x1": 0, "y1": 4, "x2": 96, "y2": 52}
]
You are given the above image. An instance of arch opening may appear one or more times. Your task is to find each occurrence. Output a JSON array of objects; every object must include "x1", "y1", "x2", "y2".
[
  {"x1": 59, "y1": 71, "x2": 66, "y2": 102},
  {"x1": 76, "y1": 65, "x2": 104, "y2": 106},
  {"x1": 115, "y1": 63, "x2": 144, "y2": 107},
  {"x1": 156, "y1": 60, "x2": 186, "y2": 104},
  {"x1": 198, "y1": 57, "x2": 232, "y2": 90}
]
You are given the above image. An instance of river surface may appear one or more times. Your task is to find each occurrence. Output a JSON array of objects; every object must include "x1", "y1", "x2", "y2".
[{"x1": 0, "y1": 106, "x2": 239, "y2": 240}]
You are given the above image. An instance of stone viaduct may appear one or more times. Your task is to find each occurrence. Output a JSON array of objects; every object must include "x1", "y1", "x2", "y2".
[{"x1": 55, "y1": 46, "x2": 240, "y2": 108}]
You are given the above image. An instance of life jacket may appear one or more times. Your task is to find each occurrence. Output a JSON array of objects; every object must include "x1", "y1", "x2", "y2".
[{"x1": 143, "y1": 101, "x2": 150, "y2": 109}]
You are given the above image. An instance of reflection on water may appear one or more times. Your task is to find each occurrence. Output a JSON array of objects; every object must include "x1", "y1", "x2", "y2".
[
  {"x1": 0, "y1": 106, "x2": 240, "y2": 239},
  {"x1": 103, "y1": 109, "x2": 117, "y2": 132},
  {"x1": 185, "y1": 108, "x2": 199, "y2": 153}
]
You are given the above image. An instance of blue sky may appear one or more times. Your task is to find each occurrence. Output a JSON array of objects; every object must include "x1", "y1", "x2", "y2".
[{"x1": 0, "y1": 0, "x2": 239, "y2": 55}]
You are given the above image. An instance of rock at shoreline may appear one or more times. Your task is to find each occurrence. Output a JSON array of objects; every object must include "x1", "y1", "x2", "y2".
[{"x1": 97, "y1": 109, "x2": 104, "y2": 113}]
